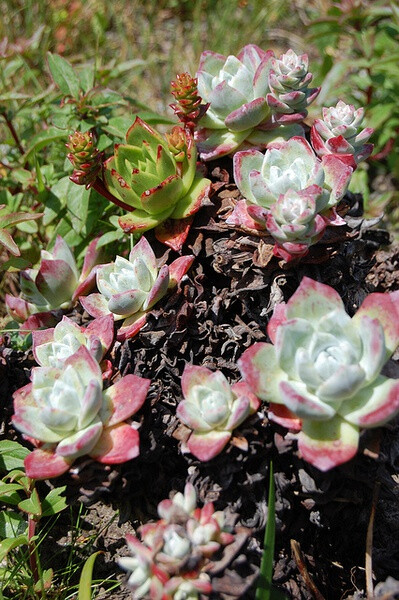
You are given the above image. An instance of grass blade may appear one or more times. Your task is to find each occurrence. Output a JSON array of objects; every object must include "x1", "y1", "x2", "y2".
[{"x1": 256, "y1": 462, "x2": 275, "y2": 600}]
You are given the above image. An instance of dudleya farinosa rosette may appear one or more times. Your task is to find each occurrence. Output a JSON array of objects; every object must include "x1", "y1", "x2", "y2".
[
  {"x1": 13, "y1": 346, "x2": 150, "y2": 479},
  {"x1": 230, "y1": 136, "x2": 353, "y2": 261},
  {"x1": 80, "y1": 236, "x2": 194, "y2": 341},
  {"x1": 195, "y1": 46, "x2": 319, "y2": 161},
  {"x1": 311, "y1": 100, "x2": 374, "y2": 168},
  {"x1": 238, "y1": 277, "x2": 399, "y2": 471}
]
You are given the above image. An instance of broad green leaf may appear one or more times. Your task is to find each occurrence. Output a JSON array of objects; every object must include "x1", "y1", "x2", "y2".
[
  {"x1": 47, "y1": 52, "x2": 81, "y2": 98},
  {"x1": 0, "y1": 256, "x2": 31, "y2": 272},
  {"x1": 0, "y1": 482, "x2": 24, "y2": 505},
  {"x1": 41, "y1": 486, "x2": 67, "y2": 517},
  {"x1": 66, "y1": 184, "x2": 90, "y2": 234},
  {"x1": 78, "y1": 551, "x2": 103, "y2": 600},
  {"x1": 22, "y1": 128, "x2": 68, "y2": 164},
  {"x1": 18, "y1": 488, "x2": 42, "y2": 517},
  {"x1": 0, "y1": 535, "x2": 29, "y2": 561},
  {"x1": 89, "y1": 88, "x2": 126, "y2": 107},
  {"x1": 96, "y1": 229, "x2": 123, "y2": 248},
  {"x1": 0, "y1": 511, "x2": 28, "y2": 539},
  {"x1": 34, "y1": 568, "x2": 54, "y2": 592},
  {"x1": 78, "y1": 65, "x2": 95, "y2": 94},
  {"x1": 0, "y1": 441, "x2": 29, "y2": 471}
]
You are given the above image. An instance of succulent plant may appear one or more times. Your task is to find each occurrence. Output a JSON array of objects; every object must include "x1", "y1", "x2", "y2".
[
  {"x1": 229, "y1": 136, "x2": 352, "y2": 260},
  {"x1": 267, "y1": 49, "x2": 320, "y2": 123},
  {"x1": 80, "y1": 236, "x2": 194, "y2": 341},
  {"x1": 176, "y1": 365, "x2": 260, "y2": 461},
  {"x1": 13, "y1": 345, "x2": 150, "y2": 479},
  {"x1": 195, "y1": 45, "x2": 307, "y2": 161},
  {"x1": 0, "y1": 204, "x2": 43, "y2": 257},
  {"x1": 265, "y1": 185, "x2": 345, "y2": 262},
  {"x1": 103, "y1": 117, "x2": 211, "y2": 250},
  {"x1": 311, "y1": 100, "x2": 374, "y2": 168},
  {"x1": 238, "y1": 277, "x2": 399, "y2": 471},
  {"x1": 118, "y1": 483, "x2": 233, "y2": 599},
  {"x1": 170, "y1": 72, "x2": 209, "y2": 132},
  {"x1": 66, "y1": 131, "x2": 104, "y2": 187},
  {"x1": 5, "y1": 235, "x2": 102, "y2": 325},
  {"x1": 32, "y1": 314, "x2": 114, "y2": 369}
]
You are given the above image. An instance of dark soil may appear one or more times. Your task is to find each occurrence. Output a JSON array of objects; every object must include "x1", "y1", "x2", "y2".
[{"x1": 1, "y1": 161, "x2": 399, "y2": 599}]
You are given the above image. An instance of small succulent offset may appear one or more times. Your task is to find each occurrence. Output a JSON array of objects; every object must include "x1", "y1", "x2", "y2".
[
  {"x1": 118, "y1": 483, "x2": 234, "y2": 599},
  {"x1": 238, "y1": 277, "x2": 399, "y2": 471},
  {"x1": 66, "y1": 131, "x2": 104, "y2": 187},
  {"x1": 176, "y1": 365, "x2": 260, "y2": 461},
  {"x1": 230, "y1": 136, "x2": 352, "y2": 260},
  {"x1": 32, "y1": 314, "x2": 114, "y2": 369},
  {"x1": 80, "y1": 236, "x2": 194, "y2": 341},
  {"x1": 103, "y1": 117, "x2": 211, "y2": 250},
  {"x1": 6, "y1": 235, "x2": 102, "y2": 325},
  {"x1": 195, "y1": 45, "x2": 316, "y2": 161},
  {"x1": 13, "y1": 346, "x2": 150, "y2": 479},
  {"x1": 267, "y1": 49, "x2": 320, "y2": 124},
  {"x1": 311, "y1": 100, "x2": 374, "y2": 168}
]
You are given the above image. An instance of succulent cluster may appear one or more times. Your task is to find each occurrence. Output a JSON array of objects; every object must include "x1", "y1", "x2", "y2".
[
  {"x1": 229, "y1": 137, "x2": 352, "y2": 260},
  {"x1": 80, "y1": 236, "x2": 194, "y2": 341},
  {"x1": 177, "y1": 365, "x2": 260, "y2": 461},
  {"x1": 195, "y1": 45, "x2": 318, "y2": 161},
  {"x1": 118, "y1": 483, "x2": 234, "y2": 599},
  {"x1": 239, "y1": 277, "x2": 399, "y2": 471}
]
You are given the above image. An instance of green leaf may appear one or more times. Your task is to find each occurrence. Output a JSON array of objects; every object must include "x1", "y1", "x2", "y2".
[
  {"x1": 89, "y1": 88, "x2": 126, "y2": 107},
  {"x1": 0, "y1": 482, "x2": 24, "y2": 506},
  {"x1": 96, "y1": 229, "x2": 124, "y2": 248},
  {"x1": 135, "y1": 110, "x2": 175, "y2": 126},
  {"x1": 18, "y1": 488, "x2": 42, "y2": 517},
  {"x1": 47, "y1": 52, "x2": 81, "y2": 98},
  {"x1": 0, "y1": 511, "x2": 28, "y2": 539},
  {"x1": 78, "y1": 551, "x2": 103, "y2": 600},
  {"x1": 41, "y1": 486, "x2": 67, "y2": 517},
  {"x1": 0, "y1": 535, "x2": 29, "y2": 561},
  {"x1": 78, "y1": 65, "x2": 95, "y2": 94},
  {"x1": 22, "y1": 127, "x2": 68, "y2": 164},
  {"x1": 67, "y1": 184, "x2": 90, "y2": 234},
  {"x1": 0, "y1": 441, "x2": 29, "y2": 471},
  {"x1": 34, "y1": 568, "x2": 54, "y2": 592},
  {"x1": 256, "y1": 462, "x2": 276, "y2": 600}
]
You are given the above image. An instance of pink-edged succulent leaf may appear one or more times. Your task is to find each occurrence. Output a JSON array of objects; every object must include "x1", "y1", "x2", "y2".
[
  {"x1": 231, "y1": 380, "x2": 261, "y2": 413},
  {"x1": 224, "y1": 98, "x2": 270, "y2": 132},
  {"x1": 129, "y1": 235, "x2": 157, "y2": 274},
  {"x1": 223, "y1": 395, "x2": 251, "y2": 430},
  {"x1": 80, "y1": 293, "x2": 112, "y2": 318},
  {"x1": 64, "y1": 345, "x2": 102, "y2": 382},
  {"x1": 168, "y1": 255, "x2": 195, "y2": 289},
  {"x1": 5, "y1": 294, "x2": 32, "y2": 321},
  {"x1": 321, "y1": 154, "x2": 353, "y2": 202},
  {"x1": 108, "y1": 288, "x2": 147, "y2": 316},
  {"x1": 24, "y1": 448, "x2": 72, "y2": 480},
  {"x1": 0, "y1": 229, "x2": 20, "y2": 256},
  {"x1": 226, "y1": 200, "x2": 266, "y2": 231},
  {"x1": 339, "y1": 376, "x2": 399, "y2": 427},
  {"x1": 85, "y1": 314, "x2": 115, "y2": 356},
  {"x1": 73, "y1": 264, "x2": 102, "y2": 300},
  {"x1": 181, "y1": 364, "x2": 216, "y2": 399},
  {"x1": 278, "y1": 380, "x2": 336, "y2": 420},
  {"x1": 177, "y1": 400, "x2": 214, "y2": 432},
  {"x1": 90, "y1": 423, "x2": 140, "y2": 463},
  {"x1": 35, "y1": 259, "x2": 77, "y2": 307},
  {"x1": 117, "y1": 311, "x2": 147, "y2": 342},
  {"x1": 102, "y1": 374, "x2": 150, "y2": 426},
  {"x1": 140, "y1": 174, "x2": 183, "y2": 215},
  {"x1": 155, "y1": 216, "x2": 194, "y2": 252},
  {"x1": 271, "y1": 241, "x2": 311, "y2": 263},
  {"x1": 268, "y1": 402, "x2": 302, "y2": 431},
  {"x1": 238, "y1": 342, "x2": 283, "y2": 402},
  {"x1": 298, "y1": 416, "x2": 359, "y2": 471},
  {"x1": 80, "y1": 237, "x2": 103, "y2": 281},
  {"x1": 267, "y1": 303, "x2": 287, "y2": 344},
  {"x1": 195, "y1": 127, "x2": 248, "y2": 161},
  {"x1": 352, "y1": 289, "x2": 399, "y2": 357},
  {"x1": 285, "y1": 276, "x2": 345, "y2": 321},
  {"x1": 187, "y1": 430, "x2": 232, "y2": 461},
  {"x1": 143, "y1": 265, "x2": 169, "y2": 311},
  {"x1": 233, "y1": 149, "x2": 265, "y2": 204},
  {"x1": 56, "y1": 420, "x2": 103, "y2": 459},
  {"x1": 22, "y1": 311, "x2": 60, "y2": 333}
]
